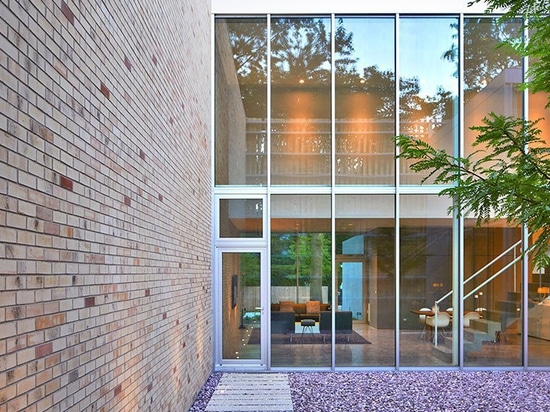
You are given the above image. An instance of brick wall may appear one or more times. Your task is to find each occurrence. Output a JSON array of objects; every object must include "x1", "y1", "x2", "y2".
[{"x1": 1, "y1": 0, "x2": 212, "y2": 411}]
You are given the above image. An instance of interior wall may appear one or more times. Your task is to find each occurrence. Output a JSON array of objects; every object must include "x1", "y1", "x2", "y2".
[{"x1": 1, "y1": 1, "x2": 212, "y2": 410}]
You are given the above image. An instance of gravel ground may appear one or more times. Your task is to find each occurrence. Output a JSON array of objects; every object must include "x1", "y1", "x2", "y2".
[{"x1": 189, "y1": 371, "x2": 550, "y2": 411}]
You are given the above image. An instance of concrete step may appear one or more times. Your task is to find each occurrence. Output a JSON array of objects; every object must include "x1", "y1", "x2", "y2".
[
  {"x1": 470, "y1": 318, "x2": 501, "y2": 338},
  {"x1": 432, "y1": 341, "x2": 453, "y2": 362},
  {"x1": 206, "y1": 373, "x2": 293, "y2": 412},
  {"x1": 496, "y1": 300, "x2": 520, "y2": 314}
]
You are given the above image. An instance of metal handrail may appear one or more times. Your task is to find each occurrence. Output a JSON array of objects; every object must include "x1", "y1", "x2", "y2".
[
  {"x1": 464, "y1": 239, "x2": 524, "y2": 287},
  {"x1": 435, "y1": 238, "x2": 524, "y2": 308},
  {"x1": 432, "y1": 237, "x2": 526, "y2": 347}
]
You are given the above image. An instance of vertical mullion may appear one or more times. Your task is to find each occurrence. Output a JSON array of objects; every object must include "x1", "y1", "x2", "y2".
[
  {"x1": 521, "y1": 17, "x2": 529, "y2": 369},
  {"x1": 456, "y1": 12, "x2": 465, "y2": 369},
  {"x1": 330, "y1": 13, "x2": 337, "y2": 369},
  {"x1": 266, "y1": 14, "x2": 272, "y2": 370},
  {"x1": 394, "y1": 13, "x2": 401, "y2": 370}
]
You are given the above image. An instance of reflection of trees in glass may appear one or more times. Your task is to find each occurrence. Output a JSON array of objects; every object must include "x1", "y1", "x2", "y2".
[
  {"x1": 225, "y1": 19, "x2": 267, "y2": 120},
  {"x1": 271, "y1": 18, "x2": 332, "y2": 86},
  {"x1": 271, "y1": 233, "x2": 331, "y2": 297},
  {"x1": 240, "y1": 253, "x2": 260, "y2": 286},
  {"x1": 443, "y1": 18, "x2": 521, "y2": 102},
  {"x1": 227, "y1": 17, "x2": 458, "y2": 123},
  {"x1": 224, "y1": 16, "x2": 459, "y2": 183}
]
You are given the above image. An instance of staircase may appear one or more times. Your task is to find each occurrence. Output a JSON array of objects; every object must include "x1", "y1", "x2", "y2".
[
  {"x1": 467, "y1": 291, "x2": 520, "y2": 348},
  {"x1": 429, "y1": 237, "x2": 546, "y2": 360},
  {"x1": 433, "y1": 291, "x2": 521, "y2": 360}
]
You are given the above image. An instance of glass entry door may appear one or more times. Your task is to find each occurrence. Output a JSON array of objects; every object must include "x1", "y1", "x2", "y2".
[{"x1": 219, "y1": 250, "x2": 266, "y2": 367}]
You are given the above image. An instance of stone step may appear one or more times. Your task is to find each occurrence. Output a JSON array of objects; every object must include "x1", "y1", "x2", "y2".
[
  {"x1": 470, "y1": 318, "x2": 501, "y2": 338},
  {"x1": 206, "y1": 373, "x2": 293, "y2": 412},
  {"x1": 495, "y1": 299, "x2": 520, "y2": 314}
]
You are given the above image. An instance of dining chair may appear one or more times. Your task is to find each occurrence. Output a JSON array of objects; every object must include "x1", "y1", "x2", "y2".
[
  {"x1": 417, "y1": 307, "x2": 431, "y2": 340},
  {"x1": 425, "y1": 311, "x2": 451, "y2": 342},
  {"x1": 463, "y1": 311, "x2": 481, "y2": 328}
]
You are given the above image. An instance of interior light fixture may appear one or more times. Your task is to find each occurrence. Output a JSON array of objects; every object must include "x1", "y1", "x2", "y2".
[{"x1": 298, "y1": 79, "x2": 305, "y2": 84}]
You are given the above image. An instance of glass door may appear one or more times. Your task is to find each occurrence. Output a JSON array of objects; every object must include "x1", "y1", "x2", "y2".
[{"x1": 218, "y1": 250, "x2": 266, "y2": 367}]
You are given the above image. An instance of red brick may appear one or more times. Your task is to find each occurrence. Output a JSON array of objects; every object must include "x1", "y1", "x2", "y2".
[
  {"x1": 35, "y1": 342, "x2": 53, "y2": 358},
  {"x1": 61, "y1": 1, "x2": 75, "y2": 25},
  {"x1": 124, "y1": 56, "x2": 132, "y2": 71},
  {"x1": 100, "y1": 82, "x2": 110, "y2": 99},
  {"x1": 59, "y1": 176, "x2": 73, "y2": 191},
  {"x1": 35, "y1": 313, "x2": 66, "y2": 330}
]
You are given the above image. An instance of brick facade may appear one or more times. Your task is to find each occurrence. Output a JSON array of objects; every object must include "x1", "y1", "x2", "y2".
[{"x1": 1, "y1": 0, "x2": 212, "y2": 411}]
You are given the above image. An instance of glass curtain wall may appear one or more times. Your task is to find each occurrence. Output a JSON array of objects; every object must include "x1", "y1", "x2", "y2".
[
  {"x1": 463, "y1": 219, "x2": 522, "y2": 366},
  {"x1": 528, "y1": 89, "x2": 550, "y2": 366},
  {"x1": 335, "y1": 195, "x2": 395, "y2": 366},
  {"x1": 271, "y1": 195, "x2": 332, "y2": 367},
  {"x1": 399, "y1": 195, "x2": 455, "y2": 367},
  {"x1": 399, "y1": 17, "x2": 459, "y2": 184},
  {"x1": 271, "y1": 17, "x2": 332, "y2": 186},
  {"x1": 335, "y1": 17, "x2": 395, "y2": 185},
  {"x1": 214, "y1": 14, "x2": 550, "y2": 369},
  {"x1": 215, "y1": 18, "x2": 267, "y2": 186}
]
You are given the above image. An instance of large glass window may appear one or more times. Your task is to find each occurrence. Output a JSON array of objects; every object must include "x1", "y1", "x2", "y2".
[
  {"x1": 399, "y1": 17, "x2": 459, "y2": 184},
  {"x1": 335, "y1": 17, "x2": 396, "y2": 185},
  {"x1": 221, "y1": 252, "x2": 262, "y2": 361},
  {"x1": 335, "y1": 195, "x2": 395, "y2": 366},
  {"x1": 399, "y1": 195, "x2": 455, "y2": 367},
  {"x1": 214, "y1": 13, "x2": 548, "y2": 370},
  {"x1": 271, "y1": 17, "x2": 332, "y2": 185},
  {"x1": 463, "y1": 17, "x2": 523, "y2": 158},
  {"x1": 528, "y1": 228, "x2": 550, "y2": 367},
  {"x1": 270, "y1": 195, "x2": 332, "y2": 367},
  {"x1": 527, "y1": 92, "x2": 550, "y2": 366},
  {"x1": 463, "y1": 219, "x2": 523, "y2": 367},
  {"x1": 215, "y1": 18, "x2": 267, "y2": 185},
  {"x1": 219, "y1": 198, "x2": 263, "y2": 239}
]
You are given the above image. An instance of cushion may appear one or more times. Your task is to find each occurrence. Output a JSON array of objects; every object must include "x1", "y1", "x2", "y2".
[
  {"x1": 306, "y1": 300, "x2": 321, "y2": 314},
  {"x1": 294, "y1": 303, "x2": 306, "y2": 314},
  {"x1": 279, "y1": 301, "x2": 295, "y2": 312}
]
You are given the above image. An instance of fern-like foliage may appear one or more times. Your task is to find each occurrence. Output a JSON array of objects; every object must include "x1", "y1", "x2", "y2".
[{"x1": 395, "y1": 113, "x2": 550, "y2": 270}]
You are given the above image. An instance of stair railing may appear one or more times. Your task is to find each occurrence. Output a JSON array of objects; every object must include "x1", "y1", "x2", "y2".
[{"x1": 431, "y1": 237, "x2": 525, "y2": 347}]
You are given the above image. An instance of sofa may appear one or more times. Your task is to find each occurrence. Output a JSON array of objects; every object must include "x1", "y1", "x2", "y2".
[
  {"x1": 270, "y1": 310, "x2": 354, "y2": 342},
  {"x1": 271, "y1": 311, "x2": 295, "y2": 336},
  {"x1": 271, "y1": 300, "x2": 330, "y2": 322},
  {"x1": 319, "y1": 311, "x2": 353, "y2": 342}
]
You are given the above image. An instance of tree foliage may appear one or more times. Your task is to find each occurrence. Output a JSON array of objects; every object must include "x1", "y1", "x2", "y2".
[{"x1": 396, "y1": 0, "x2": 550, "y2": 269}]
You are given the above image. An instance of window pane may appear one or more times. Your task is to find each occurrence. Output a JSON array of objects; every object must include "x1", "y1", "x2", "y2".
[
  {"x1": 399, "y1": 17, "x2": 459, "y2": 184},
  {"x1": 399, "y1": 195, "x2": 455, "y2": 366},
  {"x1": 215, "y1": 18, "x2": 267, "y2": 185},
  {"x1": 463, "y1": 17, "x2": 522, "y2": 158},
  {"x1": 529, "y1": 91, "x2": 550, "y2": 148},
  {"x1": 527, "y1": 91, "x2": 550, "y2": 366},
  {"x1": 335, "y1": 195, "x2": 395, "y2": 366},
  {"x1": 271, "y1": 195, "x2": 331, "y2": 367},
  {"x1": 271, "y1": 17, "x2": 332, "y2": 185},
  {"x1": 335, "y1": 17, "x2": 396, "y2": 185},
  {"x1": 221, "y1": 252, "x2": 261, "y2": 360},
  {"x1": 464, "y1": 219, "x2": 522, "y2": 367},
  {"x1": 219, "y1": 199, "x2": 263, "y2": 238}
]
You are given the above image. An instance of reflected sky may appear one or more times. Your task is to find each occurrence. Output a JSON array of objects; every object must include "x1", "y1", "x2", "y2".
[
  {"x1": 340, "y1": 17, "x2": 458, "y2": 97},
  {"x1": 400, "y1": 18, "x2": 458, "y2": 97}
]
